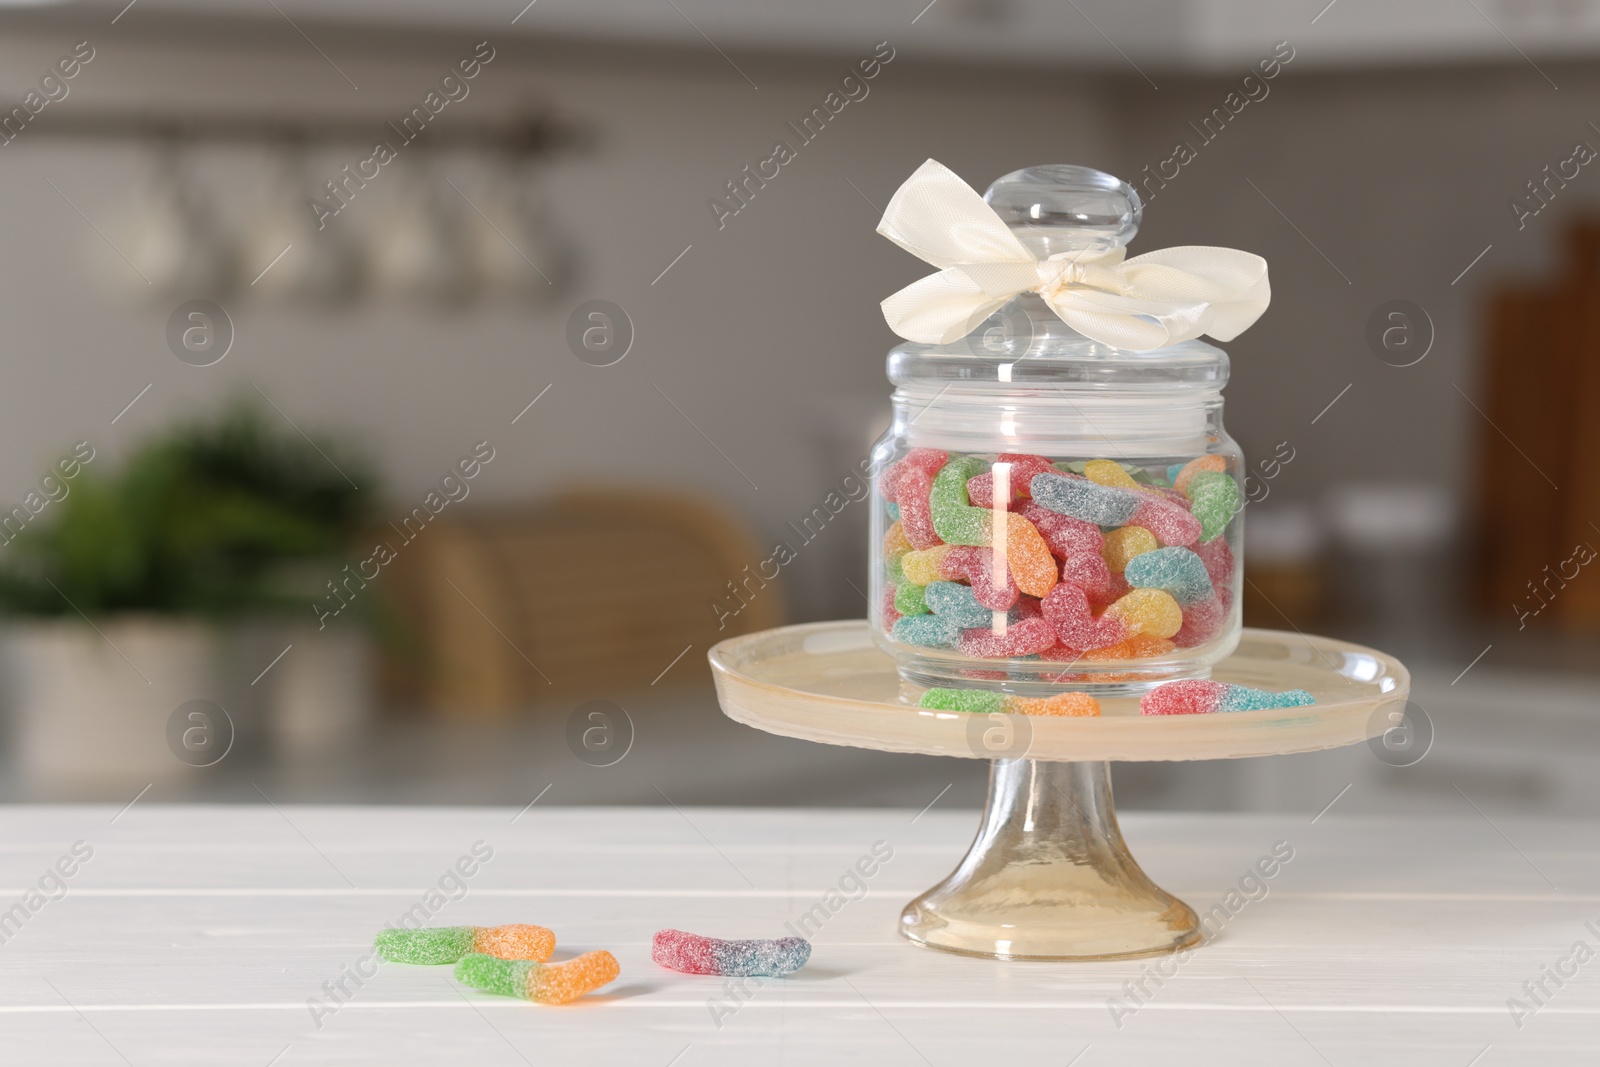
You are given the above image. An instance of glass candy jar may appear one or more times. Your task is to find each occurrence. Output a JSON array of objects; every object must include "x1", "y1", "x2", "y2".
[{"x1": 869, "y1": 165, "x2": 1244, "y2": 694}]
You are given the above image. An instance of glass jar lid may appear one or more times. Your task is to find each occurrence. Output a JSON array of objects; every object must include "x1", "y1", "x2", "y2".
[{"x1": 886, "y1": 165, "x2": 1230, "y2": 393}]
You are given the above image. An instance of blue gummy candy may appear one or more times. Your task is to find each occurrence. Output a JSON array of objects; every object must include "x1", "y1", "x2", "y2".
[
  {"x1": 1030, "y1": 472, "x2": 1141, "y2": 527},
  {"x1": 923, "y1": 581, "x2": 991, "y2": 628},
  {"x1": 1124, "y1": 547, "x2": 1214, "y2": 605},
  {"x1": 892, "y1": 614, "x2": 959, "y2": 647},
  {"x1": 1217, "y1": 685, "x2": 1316, "y2": 712},
  {"x1": 886, "y1": 502, "x2": 900, "y2": 521}
]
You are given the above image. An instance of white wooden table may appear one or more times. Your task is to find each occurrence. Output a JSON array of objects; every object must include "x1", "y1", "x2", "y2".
[{"x1": 0, "y1": 804, "x2": 1594, "y2": 1064}]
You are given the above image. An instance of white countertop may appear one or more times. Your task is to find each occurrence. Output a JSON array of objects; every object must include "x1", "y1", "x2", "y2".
[{"x1": 0, "y1": 804, "x2": 1594, "y2": 1064}]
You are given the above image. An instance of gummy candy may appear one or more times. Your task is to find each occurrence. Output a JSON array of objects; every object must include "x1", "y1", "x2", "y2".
[
  {"x1": 1060, "y1": 550, "x2": 1121, "y2": 607},
  {"x1": 966, "y1": 453, "x2": 1055, "y2": 504},
  {"x1": 1124, "y1": 547, "x2": 1213, "y2": 604},
  {"x1": 1139, "y1": 679, "x2": 1314, "y2": 716},
  {"x1": 1013, "y1": 691, "x2": 1101, "y2": 716},
  {"x1": 1128, "y1": 495, "x2": 1201, "y2": 547},
  {"x1": 1172, "y1": 593, "x2": 1227, "y2": 647},
  {"x1": 881, "y1": 447, "x2": 1238, "y2": 663},
  {"x1": 901, "y1": 544, "x2": 954, "y2": 586},
  {"x1": 1084, "y1": 634, "x2": 1175, "y2": 660},
  {"x1": 1172, "y1": 454, "x2": 1227, "y2": 495},
  {"x1": 930, "y1": 456, "x2": 992, "y2": 544},
  {"x1": 930, "y1": 457, "x2": 1056, "y2": 597},
  {"x1": 882, "y1": 520, "x2": 912, "y2": 560},
  {"x1": 997, "y1": 521, "x2": 1058, "y2": 597},
  {"x1": 1185, "y1": 470, "x2": 1240, "y2": 543},
  {"x1": 1042, "y1": 582, "x2": 1127, "y2": 651},
  {"x1": 1102, "y1": 526, "x2": 1158, "y2": 573},
  {"x1": 651, "y1": 929, "x2": 811, "y2": 977},
  {"x1": 1030, "y1": 471, "x2": 1141, "y2": 527},
  {"x1": 1019, "y1": 502, "x2": 1103, "y2": 558},
  {"x1": 894, "y1": 582, "x2": 929, "y2": 616},
  {"x1": 942, "y1": 546, "x2": 1019, "y2": 610},
  {"x1": 880, "y1": 448, "x2": 947, "y2": 500},
  {"x1": 892, "y1": 614, "x2": 958, "y2": 647},
  {"x1": 455, "y1": 950, "x2": 620, "y2": 1004},
  {"x1": 374, "y1": 925, "x2": 555, "y2": 966},
  {"x1": 958, "y1": 615, "x2": 1057, "y2": 658},
  {"x1": 1195, "y1": 537, "x2": 1235, "y2": 586},
  {"x1": 919, "y1": 687, "x2": 1100, "y2": 717},
  {"x1": 882, "y1": 584, "x2": 901, "y2": 630},
  {"x1": 919, "y1": 687, "x2": 1006, "y2": 714},
  {"x1": 924, "y1": 581, "x2": 993, "y2": 629},
  {"x1": 1084, "y1": 459, "x2": 1141, "y2": 490},
  {"x1": 895, "y1": 464, "x2": 943, "y2": 550},
  {"x1": 1104, "y1": 589, "x2": 1184, "y2": 639}
]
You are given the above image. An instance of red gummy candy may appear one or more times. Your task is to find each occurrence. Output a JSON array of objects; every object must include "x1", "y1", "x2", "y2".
[
  {"x1": 943, "y1": 546, "x2": 1019, "y2": 610},
  {"x1": 1172, "y1": 592, "x2": 1225, "y2": 647},
  {"x1": 1019, "y1": 502, "x2": 1103, "y2": 558},
  {"x1": 882, "y1": 584, "x2": 901, "y2": 631},
  {"x1": 967, "y1": 454, "x2": 1055, "y2": 505},
  {"x1": 1195, "y1": 538, "x2": 1235, "y2": 586},
  {"x1": 1042, "y1": 583, "x2": 1127, "y2": 651},
  {"x1": 895, "y1": 466, "x2": 943, "y2": 550},
  {"x1": 1140, "y1": 679, "x2": 1229, "y2": 716},
  {"x1": 880, "y1": 448, "x2": 948, "y2": 500},
  {"x1": 958, "y1": 616, "x2": 1057, "y2": 658},
  {"x1": 1059, "y1": 551, "x2": 1123, "y2": 608},
  {"x1": 1130, "y1": 496, "x2": 1201, "y2": 548}
]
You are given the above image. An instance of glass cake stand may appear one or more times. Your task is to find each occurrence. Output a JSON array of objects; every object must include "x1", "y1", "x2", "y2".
[{"x1": 708, "y1": 623, "x2": 1409, "y2": 962}]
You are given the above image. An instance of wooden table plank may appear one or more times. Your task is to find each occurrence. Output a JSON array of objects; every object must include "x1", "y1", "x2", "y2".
[{"x1": 0, "y1": 806, "x2": 1595, "y2": 1065}]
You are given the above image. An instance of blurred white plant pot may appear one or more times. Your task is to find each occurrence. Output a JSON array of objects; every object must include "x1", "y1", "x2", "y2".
[
  {"x1": 0, "y1": 617, "x2": 372, "y2": 784},
  {"x1": 265, "y1": 624, "x2": 372, "y2": 758}
]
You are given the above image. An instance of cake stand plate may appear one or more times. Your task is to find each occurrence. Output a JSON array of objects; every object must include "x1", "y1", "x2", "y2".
[{"x1": 709, "y1": 623, "x2": 1410, "y2": 961}]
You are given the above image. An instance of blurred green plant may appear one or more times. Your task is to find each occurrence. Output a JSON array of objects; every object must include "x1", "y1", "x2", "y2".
[{"x1": 0, "y1": 400, "x2": 374, "y2": 617}]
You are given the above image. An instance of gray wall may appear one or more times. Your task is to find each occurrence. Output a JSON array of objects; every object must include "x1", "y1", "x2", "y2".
[{"x1": 0, "y1": 20, "x2": 1588, "y2": 622}]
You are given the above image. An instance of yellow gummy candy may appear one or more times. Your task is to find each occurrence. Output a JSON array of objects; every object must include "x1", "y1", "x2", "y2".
[
  {"x1": 1105, "y1": 589, "x2": 1183, "y2": 639},
  {"x1": 1084, "y1": 459, "x2": 1141, "y2": 490},
  {"x1": 883, "y1": 520, "x2": 912, "y2": 559},
  {"x1": 901, "y1": 544, "x2": 954, "y2": 586},
  {"x1": 1102, "y1": 526, "x2": 1158, "y2": 573}
]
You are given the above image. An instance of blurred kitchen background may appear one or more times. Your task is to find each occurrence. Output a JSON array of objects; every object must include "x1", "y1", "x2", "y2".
[{"x1": 0, "y1": 0, "x2": 1596, "y2": 816}]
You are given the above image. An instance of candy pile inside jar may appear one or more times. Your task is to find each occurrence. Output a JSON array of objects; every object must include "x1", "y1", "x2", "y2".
[{"x1": 879, "y1": 448, "x2": 1238, "y2": 668}]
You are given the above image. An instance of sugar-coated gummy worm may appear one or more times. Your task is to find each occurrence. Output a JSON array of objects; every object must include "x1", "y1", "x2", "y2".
[
  {"x1": 919, "y1": 687, "x2": 1101, "y2": 717},
  {"x1": 1030, "y1": 471, "x2": 1141, "y2": 527},
  {"x1": 892, "y1": 613, "x2": 959, "y2": 647},
  {"x1": 928, "y1": 458, "x2": 1057, "y2": 597},
  {"x1": 374, "y1": 924, "x2": 555, "y2": 965},
  {"x1": 1083, "y1": 458, "x2": 1142, "y2": 490},
  {"x1": 1172, "y1": 454, "x2": 1227, "y2": 495},
  {"x1": 1124, "y1": 547, "x2": 1214, "y2": 605},
  {"x1": 454, "y1": 950, "x2": 620, "y2": 1004},
  {"x1": 1139, "y1": 679, "x2": 1315, "y2": 716},
  {"x1": 652, "y1": 929, "x2": 811, "y2": 977},
  {"x1": 1183, "y1": 470, "x2": 1240, "y2": 543}
]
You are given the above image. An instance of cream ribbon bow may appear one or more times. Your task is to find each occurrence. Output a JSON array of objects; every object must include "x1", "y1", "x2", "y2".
[{"x1": 877, "y1": 159, "x2": 1271, "y2": 351}]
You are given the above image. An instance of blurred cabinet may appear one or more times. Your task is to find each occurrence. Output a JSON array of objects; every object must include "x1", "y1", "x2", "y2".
[{"x1": 1478, "y1": 221, "x2": 1600, "y2": 629}]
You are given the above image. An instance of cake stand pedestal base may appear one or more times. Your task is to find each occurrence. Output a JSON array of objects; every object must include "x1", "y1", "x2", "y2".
[
  {"x1": 710, "y1": 622, "x2": 1411, "y2": 963},
  {"x1": 900, "y1": 758, "x2": 1200, "y2": 961}
]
